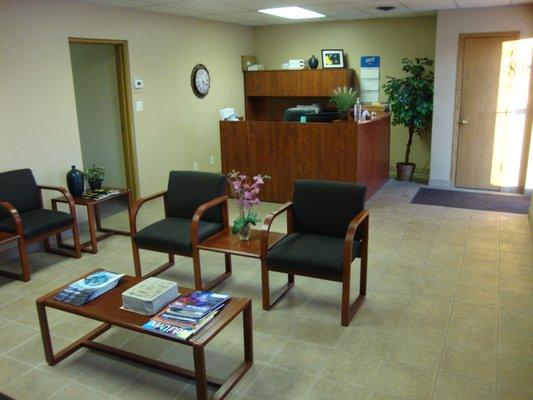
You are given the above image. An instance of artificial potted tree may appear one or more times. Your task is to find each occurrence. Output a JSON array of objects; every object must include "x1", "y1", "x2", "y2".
[{"x1": 383, "y1": 58, "x2": 434, "y2": 181}]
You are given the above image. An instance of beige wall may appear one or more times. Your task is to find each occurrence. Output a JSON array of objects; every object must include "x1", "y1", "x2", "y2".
[
  {"x1": 253, "y1": 17, "x2": 437, "y2": 173},
  {"x1": 529, "y1": 196, "x2": 533, "y2": 226},
  {"x1": 70, "y1": 43, "x2": 127, "y2": 188},
  {"x1": 0, "y1": 0, "x2": 253, "y2": 197},
  {"x1": 430, "y1": 4, "x2": 533, "y2": 186}
]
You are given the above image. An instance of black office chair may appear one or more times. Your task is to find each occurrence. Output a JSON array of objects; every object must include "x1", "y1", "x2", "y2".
[
  {"x1": 130, "y1": 171, "x2": 231, "y2": 290},
  {"x1": 0, "y1": 169, "x2": 81, "y2": 281},
  {"x1": 260, "y1": 179, "x2": 369, "y2": 326}
]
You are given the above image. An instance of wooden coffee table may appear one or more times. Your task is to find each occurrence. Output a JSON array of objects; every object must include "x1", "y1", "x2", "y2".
[
  {"x1": 51, "y1": 188, "x2": 132, "y2": 254},
  {"x1": 36, "y1": 271, "x2": 253, "y2": 400},
  {"x1": 197, "y1": 228, "x2": 284, "y2": 259}
]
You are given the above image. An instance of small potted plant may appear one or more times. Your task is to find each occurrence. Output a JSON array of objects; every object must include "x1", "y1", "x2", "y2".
[
  {"x1": 383, "y1": 57, "x2": 434, "y2": 181},
  {"x1": 227, "y1": 170, "x2": 270, "y2": 241},
  {"x1": 330, "y1": 86, "x2": 358, "y2": 121},
  {"x1": 84, "y1": 164, "x2": 105, "y2": 191}
]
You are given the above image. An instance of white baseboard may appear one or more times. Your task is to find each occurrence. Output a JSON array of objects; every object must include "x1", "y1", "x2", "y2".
[{"x1": 429, "y1": 179, "x2": 453, "y2": 187}]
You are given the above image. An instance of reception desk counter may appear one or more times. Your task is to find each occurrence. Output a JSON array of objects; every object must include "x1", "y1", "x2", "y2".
[{"x1": 220, "y1": 115, "x2": 390, "y2": 203}]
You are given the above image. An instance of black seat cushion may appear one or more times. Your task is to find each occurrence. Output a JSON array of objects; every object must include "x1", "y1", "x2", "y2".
[
  {"x1": 266, "y1": 233, "x2": 361, "y2": 279},
  {"x1": 0, "y1": 209, "x2": 73, "y2": 239},
  {"x1": 0, "y1": 169, "x2": 41, "y2": 219},
  {"x1": 292, "y1": 180, "x2": 366, "y2": 240},
  {"x1": 166, "y1": 171, "x2": 227, "y2": 223},
  {"x1": 134, "y1": 217, "x2": 222, "y2": 254}
]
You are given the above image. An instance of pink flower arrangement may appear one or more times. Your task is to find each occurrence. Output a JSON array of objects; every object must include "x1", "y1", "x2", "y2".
[{"x1": 227, "y1": 170, "x2": 270, "y2": 236}]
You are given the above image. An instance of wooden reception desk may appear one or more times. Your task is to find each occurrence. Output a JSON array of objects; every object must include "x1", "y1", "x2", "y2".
[{"x1": 220, "y1": 115, "x2": 390, "y2": 203}]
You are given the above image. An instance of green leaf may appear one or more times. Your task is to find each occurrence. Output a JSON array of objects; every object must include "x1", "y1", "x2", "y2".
[{"x1": 382, "y1": 57, "x2": 434, "y2": 163}]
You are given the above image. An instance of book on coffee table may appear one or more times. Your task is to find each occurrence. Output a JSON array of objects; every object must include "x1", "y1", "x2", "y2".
[{"x1": 121, "y1": 277, "x2": 179, "y2": 315}]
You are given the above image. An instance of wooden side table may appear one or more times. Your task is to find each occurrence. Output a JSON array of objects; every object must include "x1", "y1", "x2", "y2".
[
  {"x1": 197, "y1": 228, "x2": 285, "y2": 259},
  {"x1": 51, "y1": 188, "x2": 132, "y2": 254},
  {"x1": 36, "y1": 271, "x2": 253, "y2": 400}
]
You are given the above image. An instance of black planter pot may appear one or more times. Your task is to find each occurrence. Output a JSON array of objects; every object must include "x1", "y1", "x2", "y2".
[
  {"x1": 66, "y1": 165, "x2": 84, "y2": 197},
  {"x1": 88, "y1": 179, "x2": 103, "y2": 191}
]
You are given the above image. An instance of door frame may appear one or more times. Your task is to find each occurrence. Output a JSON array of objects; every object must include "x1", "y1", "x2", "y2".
[
  {"x1": 69, "y1": 37, "x2": 139, "y2": 200},
  {"x1": 451, "y1": 31, "x2": 520, "y2": 189}
]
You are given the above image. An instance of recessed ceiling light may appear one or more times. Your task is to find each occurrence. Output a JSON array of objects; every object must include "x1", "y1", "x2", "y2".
[
  {"x1": 258, "y1": 6, "x2": 325, "y2": 20},
  {"x1": 376, "y1": 6, "x2": 396, "y2": 11}
]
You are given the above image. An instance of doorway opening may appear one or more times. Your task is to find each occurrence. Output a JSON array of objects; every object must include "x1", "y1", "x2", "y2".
[{"x1": 69, "y1": 37, "x2": 139, "y2": 201}]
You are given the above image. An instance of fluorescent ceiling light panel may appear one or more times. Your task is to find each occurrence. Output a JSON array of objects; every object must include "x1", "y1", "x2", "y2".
[{"x1": 258, "y1": 6, "x2": 325, "y2": 19}]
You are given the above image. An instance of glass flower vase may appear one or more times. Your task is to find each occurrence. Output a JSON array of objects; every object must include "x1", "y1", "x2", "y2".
[{"x1": 239, "y1": 224, "x2": 251, "y2": 241}]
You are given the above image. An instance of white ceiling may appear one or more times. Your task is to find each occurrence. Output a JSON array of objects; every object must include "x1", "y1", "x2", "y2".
[{"x1": 79, "y1": 0, "x2": 532, "y2": 26}]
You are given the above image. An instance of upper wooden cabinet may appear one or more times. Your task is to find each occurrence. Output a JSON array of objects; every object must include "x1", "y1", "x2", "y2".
[{"x1": 244, "y1": 69, "x2": 354, "y2": 97}]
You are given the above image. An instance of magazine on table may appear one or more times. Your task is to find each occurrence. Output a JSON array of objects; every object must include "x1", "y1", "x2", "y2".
[
  {"x1": 82, "y1": 188, "x2": 120, "y2": 200},
  {"x1": 54, "y1": 270, "x2": 124, "y2": 306},
  {"x1": 142, "y1": 291, "x2": 230, "y2": 339}
]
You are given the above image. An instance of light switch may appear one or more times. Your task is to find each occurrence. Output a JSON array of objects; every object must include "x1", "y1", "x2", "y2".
[
  {"x1": 135, "y1": 101, "x2": 144, "y2": 112},
  {"x1": 133, "y1": 78, "x2": 144, "y2": 91}
]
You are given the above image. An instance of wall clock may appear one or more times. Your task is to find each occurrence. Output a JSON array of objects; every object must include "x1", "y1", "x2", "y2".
[{"x1": 191, "y1": 64, "x2": 210, "y2": 98}]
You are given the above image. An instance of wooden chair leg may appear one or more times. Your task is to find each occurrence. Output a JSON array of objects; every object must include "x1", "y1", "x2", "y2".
[
  {"x1": 341, "y1": 268, "x2": 351, "y2": 326},
  {"x1": 341, "y1": 258, "x2": 367, "y2": 327},
  {"x1": 192, "y1": 250, "x2": 203, "y2": 290},
  {"x1": 360, "y1": 248, "x2": 367, "y2": 297},
  {"x1": 261, "y1": 262, "x2": 294, "y2": 311},
  {"x1": 43, "y1": 238, "x2": 51, "y2": 252},
  {"x1": 132, "y1": 241, "x2": 142, "y2": 278},
  {"x1": 261, "y1": 261, "x2": 271, "y2": 310},
  {"x1": 191, "y1": 251, "x2": 232, "y2": 291},
  {"x1": 18, "y1": 238, "x2": 30, "y2": 282},
  {"x1": 72, "y1": 224, "x2": 81, "y2": 259},
  {"x1": 225, "y1": 254, "x2": 232, "y2": 274}
]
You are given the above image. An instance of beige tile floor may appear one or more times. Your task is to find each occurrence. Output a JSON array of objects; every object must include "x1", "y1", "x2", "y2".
[{"x1": 0, "y1": 180, "x2": 532, "y2": 400}]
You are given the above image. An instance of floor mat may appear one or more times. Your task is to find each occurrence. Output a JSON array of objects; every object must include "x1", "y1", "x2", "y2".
[{"x1": 411, "y1": 187, "x2": 531, "y2": 214}]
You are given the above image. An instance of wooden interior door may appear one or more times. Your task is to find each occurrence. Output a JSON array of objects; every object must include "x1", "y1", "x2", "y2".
[{"x1": 455, "y1": 32, "x2": 519, "y2": 190}]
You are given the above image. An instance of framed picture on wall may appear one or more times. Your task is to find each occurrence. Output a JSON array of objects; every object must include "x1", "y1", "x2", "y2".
[{"x1": 321, "y1": 49, "x2": 345, "y2": 68}]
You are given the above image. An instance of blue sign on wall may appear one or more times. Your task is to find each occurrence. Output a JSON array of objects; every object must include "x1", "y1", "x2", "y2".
[{"x1": 361, "y1": 56, "x2": 380, "y2": 68}]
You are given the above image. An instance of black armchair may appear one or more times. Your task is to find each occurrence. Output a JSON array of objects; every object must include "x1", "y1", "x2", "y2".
[
  {"x1": 0, "y1": 169, "x2": 81, "y2": 281},
  {"x1": 260, "y1": 179, "x2": 369, "y2": 326},
  {"x1": 130, "y1": 171, "x2": 231, "y2": 290}
]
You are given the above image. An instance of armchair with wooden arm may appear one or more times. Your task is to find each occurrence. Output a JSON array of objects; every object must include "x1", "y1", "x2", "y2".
[
  {"x1": 260, "y1": 180, "x2": 369, "y2": 326},
  {"x1": 0, "y1": 169, "x2": 81, "y2": 282},
  {"x1": 130, "y1": 171, "x2": 231, "y2": 290}
]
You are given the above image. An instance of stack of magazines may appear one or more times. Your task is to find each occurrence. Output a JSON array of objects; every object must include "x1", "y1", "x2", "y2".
[
  {"x1": 82, "y1": 188, "x2": 120, "y2": 200},
  {"x1": 54, "y1": 270, "x2": 124, "y2": 306},
  {"x1": 143, "y1": 291, "x2": 230, "y2": 340}
]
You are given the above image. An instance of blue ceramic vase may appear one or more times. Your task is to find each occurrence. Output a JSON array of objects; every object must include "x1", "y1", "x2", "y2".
[
  {"x1": 66, "y1": 165, "x2": 84, "y2": 197},
  {"x1": 309, "y1": 55, "x2": 319, "y2": 69}
]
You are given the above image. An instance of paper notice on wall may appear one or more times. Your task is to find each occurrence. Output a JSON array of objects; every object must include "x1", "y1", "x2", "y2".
[
  {"x1": 360, "y1": 56, "x2": 380, "y2": 103},
  {"x1": 361, "y1": 79, "x2": 380, "y2": 91},
  {"x1": 361, "y1": 90, "x2": 379, "y2": 103},
  {"x1": 360, "y1": 67, "x2": 380, "y2": 79}
]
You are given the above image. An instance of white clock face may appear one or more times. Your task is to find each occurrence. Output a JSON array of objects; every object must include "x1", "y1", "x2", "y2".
[{"x1": 195, "y1": 68, "x2": 210, "y2": 95}]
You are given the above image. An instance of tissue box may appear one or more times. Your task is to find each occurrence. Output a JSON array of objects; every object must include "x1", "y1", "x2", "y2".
[{"x1": 122, "y1": 278, "x2": 178, "y2": 315}]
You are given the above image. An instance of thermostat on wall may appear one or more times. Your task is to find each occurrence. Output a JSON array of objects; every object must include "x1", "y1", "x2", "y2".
[{"x1": 133, "y1": 78, "x2": 144, "y2": 91}]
